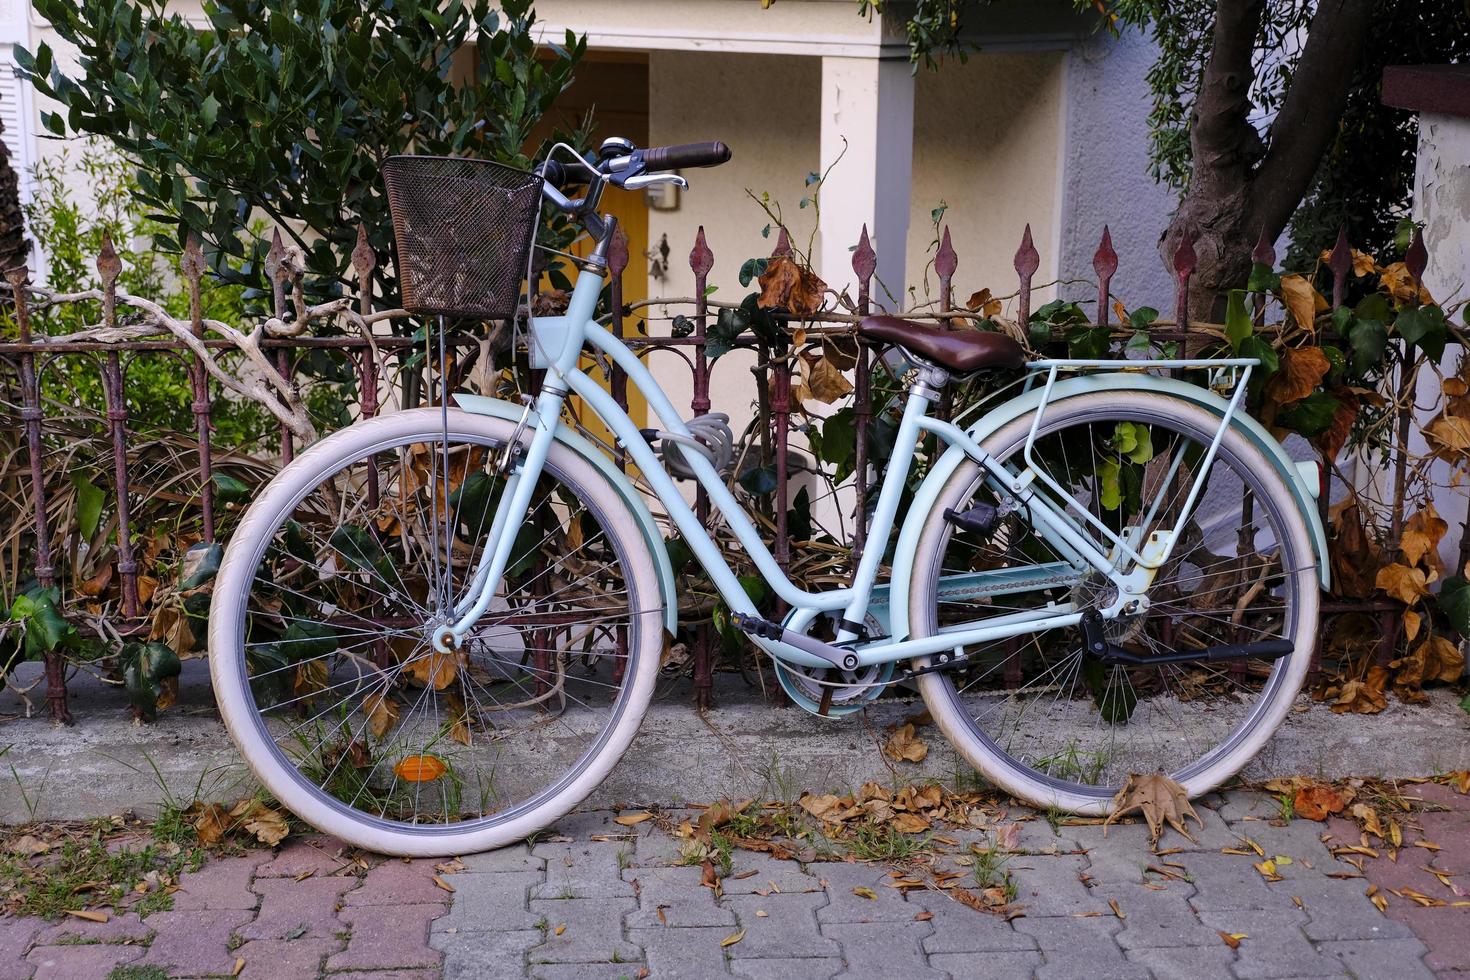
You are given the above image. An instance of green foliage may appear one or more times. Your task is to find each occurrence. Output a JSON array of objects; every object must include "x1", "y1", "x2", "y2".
[
  {"x1": 123, "y1": 641, "x2": 182, "y2": 721},
  {"x1": 20, "y1": 0, "x2": 583, "y2": 301},
  {"x1": 1438, "y1": 576, "x2": 1470, "y2": 640},
  {"x1": 14, "y1": 144, "x2": 271, "y2": 447}
]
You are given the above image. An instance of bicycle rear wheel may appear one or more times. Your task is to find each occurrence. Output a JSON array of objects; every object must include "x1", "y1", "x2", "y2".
[
  {"x1": 209, "y1": 408, "x2": 663, "y2": 855},
  {"x1": 910, "y1": 392, "x2": 1319, "y2": 812}
]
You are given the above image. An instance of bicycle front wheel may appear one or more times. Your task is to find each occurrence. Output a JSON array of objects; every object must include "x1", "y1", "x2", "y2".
[
  {"x1": 209, "y1": 408, "x2": 664, "y2": 855},
  {"x1": 910, "y1": 391, "x2": 1319, "y2": 813}
]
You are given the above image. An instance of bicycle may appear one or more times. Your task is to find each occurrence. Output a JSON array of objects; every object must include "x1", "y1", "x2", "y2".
[{"x1": 209, "y1": 138, "x2": 1326, "y2": 856}]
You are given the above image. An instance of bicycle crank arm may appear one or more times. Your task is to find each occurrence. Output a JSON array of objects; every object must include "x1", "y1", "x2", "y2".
[
  {"x1": 1081, "y1": 611, "x2": 1294, "y2": 667},
  {"x1": 731, "y1": 613, "x2": 860, "y2": 670}
]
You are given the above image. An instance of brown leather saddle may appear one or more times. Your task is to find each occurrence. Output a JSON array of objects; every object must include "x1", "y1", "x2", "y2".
[{"x1": 858, "y1": 315, "x2": 1025, "y2": 374}]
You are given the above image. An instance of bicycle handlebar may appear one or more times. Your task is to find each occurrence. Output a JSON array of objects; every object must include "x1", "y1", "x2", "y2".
[{"x1": 640, "y1": 141, "x2": 732, "y2": 171}]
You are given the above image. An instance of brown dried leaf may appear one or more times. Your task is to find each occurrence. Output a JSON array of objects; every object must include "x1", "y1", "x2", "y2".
[
  {"x1": 1400, "y1": 504, "x2": 1448, "y2": 573},
  {"x1": 1375, "y1": 563, "x2": 1429, "y2": 606},
  {"x1": 804, "y1": 355, "x2": 853, "y2": 404},
  {"x1": 405, "y1": 650, "x2": 463, "y2": 691},
  {"x1": 1103, "y1": 772, "x2": 1202, "y2": 845},
  {"x1": 756, "y1": 255, "x2": 827, "y2": 317},
  {"x1": 884, "y1": 724, "x2": 929, "y2": 764},
  {"x1": 891, "y1": 812, "x2": 931, "y2": 834},
  {"x1": 615, "y1": 812, "x2": 654, "y2": 826},
  {"x1": 1330, "y1": 669, "x2": 1390, "y2": 714},
  {"x1": 1293, "y1": 783, "x2": 1346, "y2": 822},
  {"x1": 1265, "y1": 347, "x2": 1331, "y2": 406},
  {"x1": 1279, "y1": 274, "x2": 1326, "y2": 331},
  {"x1": 363, "y1": 691, "x2": 400, "y2": 738}
]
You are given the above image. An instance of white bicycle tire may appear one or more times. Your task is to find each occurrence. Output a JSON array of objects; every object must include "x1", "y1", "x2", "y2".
[
  {"x1": 911, "y1": 391, "x2": 1320, "y2": 814},
  {"x1": 209, "y1": 408, "x2": 663, "y2": 856}
]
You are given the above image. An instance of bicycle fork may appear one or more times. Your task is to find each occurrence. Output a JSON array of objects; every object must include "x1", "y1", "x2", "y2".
[{"x1": 430, "y1": 386, "x2": 568, "y2": 655}]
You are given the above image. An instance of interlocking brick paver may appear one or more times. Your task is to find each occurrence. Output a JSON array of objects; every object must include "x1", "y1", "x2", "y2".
[
  {"x1": 432, "y1": 870, "x2": 544, "y2": 934},
  {"x1": 526, "y1": 896, "x2": 639, "y2": 964},
  {"x1": 623, "y1": 864, "x2": 737, "y2": 928},
  {"x1": 26, "y1": 943, "x2": 144, "y2": 980},
  {"x1": 729, "y1": 956, "x2": 843, "y2": 980},
  {"x1": 930, "y1": 950, "x2": 1043, "y2": 978},
  {"x1": 1180, "y1": 850, "x2": 1301, "y2": 912},
  {"x1": 328, "y1": 902, "x2": 448, "y2": 971},
  {"x1": 459, "y1": 843, "x2": 544, "y2": 874},
  {"x1": 629, "y1": 924, "x2": 732, "y2": 977},
  {"x1": 0, "y1": 918, "x2": 41, "y2": 980},
  {"x1": 1195, "y1": 909, "x2": 1345, "y2": 978},
  {"x1": 1008, "y1": 853, "x2": 1107, "y2": 916},
  {"x1": 233, "y1": 937, "x2": 341, "y2": 980},
  {"x1": 34, "y1": 911, "x2": 151, "y2": 945},
  {"x1": 821, "y1": 921, "x2": 945, "y2": 980},
  {"x1": 907, "y1": 889, "x2": 1037, "y2": 955},
  {"x1": 330, "y1": 972, "x2": 439, "y2": 980},
  {"x1": 1318, "y1": 938, "x2": 1434, "y2": 979},
  {"x1": 1124, "y1": 944, "x2": 1237, "y2": 977},
  {"x1": 240, "y1": 874, "x2": 356, "y2": 940},
  {"x1": 172, "y1": 850, "x2": 269, "y2": 910},
  {"x1": 1109, "y1": 882, "x2": 1218, "y2": 949},
  {"x1": 531, "y1": 841, "x2": 636, "y2": 899},
  {"x1": 432, "y1": 927, "x2": 541, "y2": 980},
  {"x1": 139, "y1": 908, "x2": 255, "y2": 977},
  {"x1": 722, "y1": 893, "x2": 839, "y2": 960},
  {"x1": 254, "y1": 835, "x2": 359, "y2": 876},
  {"x1": 814, "y1": 863, "x2": 917, "y2": 923},
  {"x1": 344, "y1": 858, "x2": 453, "y2": 906},
  {"x1": 1391, "y1": 908, "x2": 1470, "y2": 973},
  {"x1": 724, "y1": 855, "x2": 821, "y2": 895}
]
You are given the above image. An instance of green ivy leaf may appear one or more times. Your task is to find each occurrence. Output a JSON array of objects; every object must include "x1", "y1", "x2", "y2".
[
  {"x1": 1224, "y1": 289, "x2": 1252, "y2": 351},
  {"x1": 71, "y1": 472, "x2": 106, "y2": 540},
  {"x1": 1277, "y1": 391, "x2": 1341, "y2": 438},
  {"x1": 212, "y1": 472, "x2": 253, "y2": 506},
  {"x1": 1245, "y1": 263, "x2": 1281, "y2": 294},
  {"x1": 1395, "y1": 304, "x2": 1448, "y2": 362},
  {"x1": 1438, "y1": 576, "x2": 1470, "y2": 640},
  {"x1": 123, "y1": 641, "x2": 182, "y2": 721},
  {"x1": 738, "y1": 258, "x2": 768, "y2": 288},
  {"x1": 179, "y1": 541, "x2": 224, "y2": 589},
  {"x1": 1098, "y1": 458, "x2": 1122, "y2": 511}
]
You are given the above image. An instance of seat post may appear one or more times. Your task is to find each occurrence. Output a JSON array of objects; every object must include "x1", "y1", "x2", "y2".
[{"x1": 907, "y1": 360, "x2": 950, "y2": 401}]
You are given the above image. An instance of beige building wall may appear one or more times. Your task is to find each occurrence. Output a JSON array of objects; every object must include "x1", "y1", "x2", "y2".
[
  {"x1": 644, "y1": 49, "x2": 822, "y2": 439},
  {"x1": 908, "y1": 51, "x2": 1066, "y2": 314}
]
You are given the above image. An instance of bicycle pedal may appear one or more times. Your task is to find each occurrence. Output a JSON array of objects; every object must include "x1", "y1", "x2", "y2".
[{"x1": 944, "y1": 502, "x2": 1000, "y2": 537}]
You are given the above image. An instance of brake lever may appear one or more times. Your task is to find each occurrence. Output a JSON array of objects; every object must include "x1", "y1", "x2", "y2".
[{"x1": 620, "y1": 172, "x2": 688, "y2": 191}]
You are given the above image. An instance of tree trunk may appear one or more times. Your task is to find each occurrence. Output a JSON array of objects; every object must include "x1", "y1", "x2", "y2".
[
  {"x1": 1161, "y1": 0, "x2": 1375, "y2": 320},
  {"x1": 0, "y1": 105, "x2": 27, "y2": 274}
]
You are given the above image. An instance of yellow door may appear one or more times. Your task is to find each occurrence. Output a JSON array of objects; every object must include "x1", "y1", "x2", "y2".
[{"x1": 529, "y1": 52, "x2": 651, "y2": 443}]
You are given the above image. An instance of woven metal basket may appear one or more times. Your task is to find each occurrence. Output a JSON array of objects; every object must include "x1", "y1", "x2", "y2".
[{"x1": 381, "y1": 155, "x2": 543, "y2": 320}]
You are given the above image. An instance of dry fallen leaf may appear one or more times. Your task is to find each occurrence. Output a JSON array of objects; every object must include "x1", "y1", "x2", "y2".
[
  {"x1": 232, "y1": 956, "x2": 246, "y2": 977},
  {"x1": 1103, "y1": 772, "x2": 1202, "y2": 845},
  {"x1": 66, "y1": 910, "x2": 109, "y2": 923},
  {"x1": 721, "y1": 929, "x2": 746, "y2": 947},
  {"x1": 884, "y1": 724, "x2": 929, "y2": 764},
  {"x1": 1293, "y1": 783, "x2": 1347, "y2": 822},
  {"x1": 1218, "y1": 931, "x2": 1247, "y2": 949},
  {"x1": 554, "y1": 923, "x2": 566, "y2": 936},
  {"x1": 853, "y1": 886, "x2": 878, "y2": 901},
  {"x1": 614, "y1": 812, "x2": 654, "y2": 827},
  {"x1": 433, "y1": 875, "x2": 456, "y2": 893}
]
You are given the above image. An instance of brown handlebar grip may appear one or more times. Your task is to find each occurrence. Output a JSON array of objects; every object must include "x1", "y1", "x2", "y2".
[{"x1": 641, "y1": 141, "x2": 732, "y2": 170}]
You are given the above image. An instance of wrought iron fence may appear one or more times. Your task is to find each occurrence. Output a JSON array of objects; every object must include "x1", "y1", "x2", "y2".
[{"x1": 0, "y1": 215, "x2": 1460, "y2": 722}]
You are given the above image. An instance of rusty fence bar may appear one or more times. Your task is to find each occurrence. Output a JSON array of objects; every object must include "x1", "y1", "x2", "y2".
[{"x1": 0, "y1": 218, "x2": 1461, "y2": 723}]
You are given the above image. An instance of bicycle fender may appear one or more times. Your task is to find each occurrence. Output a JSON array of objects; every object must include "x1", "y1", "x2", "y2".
[
  {"x1": 887, "y1": 374, "x2": 1329, "y2": 642},
  {"x1": 453, "y1": 393, "x2": 678, "y2": 635}
]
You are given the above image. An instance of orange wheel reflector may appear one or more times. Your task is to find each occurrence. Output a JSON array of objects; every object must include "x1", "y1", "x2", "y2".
[{"x1": 393, "y1": 755, "x2": 448, "y2": 782}]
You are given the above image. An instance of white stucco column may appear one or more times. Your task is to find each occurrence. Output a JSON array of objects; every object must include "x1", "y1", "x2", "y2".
[{"x1": 818, "y1": 55, "x2": 914, "y2": 307}]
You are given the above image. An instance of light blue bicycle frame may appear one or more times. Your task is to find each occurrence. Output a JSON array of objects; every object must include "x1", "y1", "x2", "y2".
[{"x1": 433, "y1": 241, "x2": 1260, "y2": 675}]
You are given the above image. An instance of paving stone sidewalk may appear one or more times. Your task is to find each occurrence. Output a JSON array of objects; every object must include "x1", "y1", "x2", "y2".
[{"x1": 2, "y1": 786, "x2": 1467, "y2": 980}]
